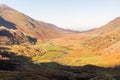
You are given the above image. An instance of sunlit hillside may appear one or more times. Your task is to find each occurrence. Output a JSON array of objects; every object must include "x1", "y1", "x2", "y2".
[{"x1": 1, "y1": 3, "x2": 120, "y2": 80}]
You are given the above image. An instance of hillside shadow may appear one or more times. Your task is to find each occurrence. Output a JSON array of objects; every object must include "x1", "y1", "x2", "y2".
[
  {"x1": 0, "y1": 50, "x2": 30, "y2": 71},
  {"x1": 31, "y1": 62, "x2": 120, "y2": 80},
  {"x1": 26, "y1": 36, "x2": 37, "y2": 44},
  {"x1": 0, "y1": 46, "x2": 11, "y2": 50},
  {"x1": 0, "y1": 49, "x2": 120, "y2": 80},
  {"x1": 0, "y1": 16, "x2": 16, "y2": 29}
]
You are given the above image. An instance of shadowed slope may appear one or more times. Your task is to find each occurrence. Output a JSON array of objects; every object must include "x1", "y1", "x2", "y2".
[
  {"x1": 0, "y1": 16, "x2": 16, "y2": 29},
  {"x1": 0, "y1": 27, "x2": 31, "y2": 45}
]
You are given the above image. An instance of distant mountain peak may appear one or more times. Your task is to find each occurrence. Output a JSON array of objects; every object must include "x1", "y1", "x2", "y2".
[{"x1": 0, "y1": 4, "x2": 15, "y2": 11}]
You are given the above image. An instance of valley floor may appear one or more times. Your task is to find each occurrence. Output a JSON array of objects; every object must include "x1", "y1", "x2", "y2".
[{"x1": 1, "y1": 33, "x2": 120, "y2": 80}]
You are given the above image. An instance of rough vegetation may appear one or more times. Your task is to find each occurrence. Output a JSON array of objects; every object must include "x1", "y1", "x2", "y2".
[
  {"x1": 1, "y1": 4, "x2": 120, "y2": 80},
  {"x1": 1, "y1": 48, "x2": 120, "y2": 80}
]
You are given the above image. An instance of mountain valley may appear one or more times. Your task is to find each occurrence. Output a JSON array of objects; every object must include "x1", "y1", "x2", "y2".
[{"x1": 1, "y1": 4, "x2": 120, "y2": 80}]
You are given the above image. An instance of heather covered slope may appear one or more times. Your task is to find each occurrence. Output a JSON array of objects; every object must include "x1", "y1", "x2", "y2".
[
  {"x1": 0, "y1": 4, "x2": 76, "y2": 41},
  {"x1": 85, "y1": 17, "x2": 120, "y2": 53}
]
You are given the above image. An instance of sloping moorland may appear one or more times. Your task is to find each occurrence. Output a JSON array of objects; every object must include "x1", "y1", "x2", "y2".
[{"x1": 1, "y1": 4, "x2": 120, "y2": 80}]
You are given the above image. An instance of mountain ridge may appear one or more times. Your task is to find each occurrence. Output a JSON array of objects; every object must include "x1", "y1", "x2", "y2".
[
  {"x1": 0, "y1": 4, "x2": 78, "y2": 45},
  {"x1": 0, "y1": 4, "x2": 15, "y2": 12}
]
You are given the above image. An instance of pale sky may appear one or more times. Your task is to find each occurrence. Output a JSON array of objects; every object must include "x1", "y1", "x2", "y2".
[{"x1": 0, "y1": 0, "x2": 120, "y2": 31}]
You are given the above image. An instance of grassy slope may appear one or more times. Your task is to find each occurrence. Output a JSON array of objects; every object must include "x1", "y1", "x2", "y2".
[
  {"x1": 2, "y1": 32, "x2": 120, "y2": 67},
  {"x1": 33, "y1": 33, "x2": 120, "y2": 67},
  {"x1": 1, "y1": 33, "x2": 120, "y2": 79},
  {"x1": 3, "y1": 33, "x2": 116, "y2": 67}
]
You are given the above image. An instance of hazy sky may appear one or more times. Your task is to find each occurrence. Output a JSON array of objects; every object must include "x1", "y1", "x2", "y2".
[{"x1": 0, "y1": 0, "x2": 120, "y2": 31}]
